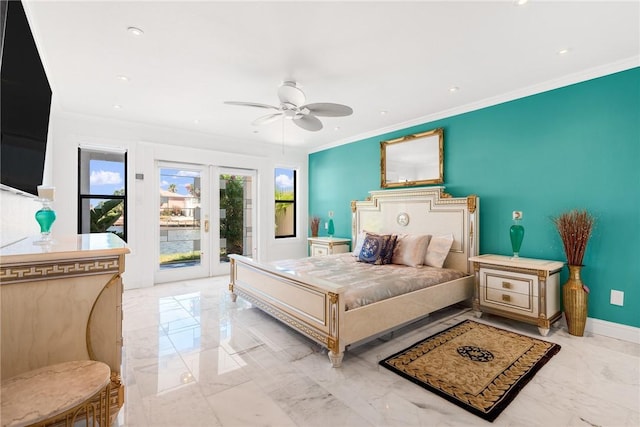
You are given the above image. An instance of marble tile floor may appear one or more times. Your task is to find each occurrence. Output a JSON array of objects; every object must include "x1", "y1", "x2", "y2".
[{"x1": 119, "y1": 276, "x2": 639, "y2": 427}]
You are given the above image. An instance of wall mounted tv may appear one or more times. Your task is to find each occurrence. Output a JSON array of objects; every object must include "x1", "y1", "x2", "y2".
[{"x1": 1, "y1": 0, "x2": 52, "y2": 196}]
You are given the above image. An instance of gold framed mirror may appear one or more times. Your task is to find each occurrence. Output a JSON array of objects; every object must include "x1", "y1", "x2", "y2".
[{"x1": 380, "y1": 128, "x2": 444, "y2": 188}]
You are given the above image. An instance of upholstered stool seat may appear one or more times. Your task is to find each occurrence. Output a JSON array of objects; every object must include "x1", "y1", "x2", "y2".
[{"x1": 1, "y1": 360, "x2": 111, "y2": 427}]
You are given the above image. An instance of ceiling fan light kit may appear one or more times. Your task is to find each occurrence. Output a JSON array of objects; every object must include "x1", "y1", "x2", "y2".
[{"x1": 225, "y1": 81, "x2": 353, "y2": 132}]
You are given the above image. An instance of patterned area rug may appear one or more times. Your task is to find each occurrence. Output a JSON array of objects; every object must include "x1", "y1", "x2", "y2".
[{"x1": 379, "y1": 319, "x2": 561, "y2": 422}]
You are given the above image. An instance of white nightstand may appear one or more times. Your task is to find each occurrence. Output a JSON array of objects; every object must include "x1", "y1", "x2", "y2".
[
  {"x1": 468, "y1": 254, "x2": 564, "y2": 336},
  {"x1": 307, "y1": 237, "x2": 351, "y2": 257}
]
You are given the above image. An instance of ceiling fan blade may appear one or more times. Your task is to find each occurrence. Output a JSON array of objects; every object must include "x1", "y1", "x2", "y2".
[
  {"x1": 224, "y1": 101, "x2": 279, "y2": 110},
  {"x1": 278, "y1": 81, "x2": 306, "y2": 106},
  {"x1": 252, "y1": 113, "x2": 283, "y2": 126},
  {"x1": 294, "y1": 114, "x2": 323, "y2": 132},
  {"x1": 303, "y1": 103, "x2": 353, "y2": 117}
]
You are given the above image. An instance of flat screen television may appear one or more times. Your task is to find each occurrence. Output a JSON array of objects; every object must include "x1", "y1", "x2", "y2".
[{"x1": 1, "y1": 0, "x2": 52, "y2": 196}]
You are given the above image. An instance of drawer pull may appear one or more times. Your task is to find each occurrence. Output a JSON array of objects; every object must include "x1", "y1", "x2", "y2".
[
  {"x1": 502, "y1": 294, "x2": 511, "y2": 302},
  {"x1": 502, "y1": 281, "x2": 512, "y2": 289}
]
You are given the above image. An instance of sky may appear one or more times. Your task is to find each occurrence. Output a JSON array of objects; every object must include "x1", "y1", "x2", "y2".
[
  {"x1": 89, "y1": 159, "x2": 124, "y2": 195},
  {"x1": 160, "y1": 168, "x2": 200, "y2": 196},
  {"x1": 275, "y1": 168, "x2": 294, "y2": 193}
]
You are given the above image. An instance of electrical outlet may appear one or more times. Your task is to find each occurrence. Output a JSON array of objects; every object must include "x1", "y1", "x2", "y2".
[
  {"x1": 324, "y1": 222, "x2": 328, "y2": 230},
  {"x1": 513, "y1": 211, "x2": 523, "y2": 220},
  {"x1": 610, "y1": 290, "x2": 624, "y2": 306},
  {"x1": 328, "y1": 210, "x2": 334, "y2": 217}
]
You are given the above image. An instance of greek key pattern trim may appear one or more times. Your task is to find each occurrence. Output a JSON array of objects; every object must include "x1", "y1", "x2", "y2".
[{"x1": 1, "y1": 257, "x2": 121, "y2": 284}]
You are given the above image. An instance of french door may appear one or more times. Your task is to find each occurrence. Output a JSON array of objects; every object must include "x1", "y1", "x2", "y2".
[
  {"x1": 155, "y1": 162, "x2": 210, "y2": 283},
  {"x1": 213, "y1": 167, "x2": 257, "y2": 276},
  {"x1": 155, "y1": 162, "x2": 257, "y2": 282}
]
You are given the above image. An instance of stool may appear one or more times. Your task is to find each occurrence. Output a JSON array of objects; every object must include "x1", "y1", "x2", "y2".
[{"x1": 1, "y1": 360, "x2": 111, "y2": 427}]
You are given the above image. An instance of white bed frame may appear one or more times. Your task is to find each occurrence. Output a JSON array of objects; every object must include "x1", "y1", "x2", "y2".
[{"x1": 229, "y1": 187, "x2": 479, "y2": 367}]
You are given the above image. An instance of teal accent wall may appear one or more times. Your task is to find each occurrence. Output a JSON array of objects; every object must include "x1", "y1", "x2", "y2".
[{"x1": 309, "y1": 67, "x2": 640, "y2": 328}]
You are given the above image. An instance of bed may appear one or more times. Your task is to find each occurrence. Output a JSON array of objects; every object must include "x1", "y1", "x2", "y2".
[{"x1": 229, "y1": 187, "x2": 479, "y2": 367}]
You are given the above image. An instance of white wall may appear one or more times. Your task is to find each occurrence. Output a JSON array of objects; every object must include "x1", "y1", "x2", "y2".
[
  {"x1": 0, "y1": 189, "x2": 40, "y2": 247},
  {"x1": 41, "y1": 111, "x2": 309, "y2": 288}
]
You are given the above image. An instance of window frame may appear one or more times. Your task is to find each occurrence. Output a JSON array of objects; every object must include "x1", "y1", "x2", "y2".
[
  {"x1": 77, "y1": 147, "x2": 128, "y2": 241},
  {"x1": 274, "y1": 167, "x2": 296, "y2": 239}
]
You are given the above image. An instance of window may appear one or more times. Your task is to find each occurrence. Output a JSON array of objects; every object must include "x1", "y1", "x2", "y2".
[
  {"x1": 78, "y1": 147, "x2": 127, "y2": 241},
  {"x1": 274, "y1": 167, "x2": 296, "y2": 238}
]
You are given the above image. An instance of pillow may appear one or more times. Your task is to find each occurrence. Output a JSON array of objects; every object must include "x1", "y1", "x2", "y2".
[
  {"x1": 424, "y1": 233, "x2": 454, "y2": 268},
  {"x1": 392, "y1": 234, "x2": 432, "y2": 267},
  {"x1": 352, "y1": 231, "x2": 367, "y2": 256},
  {"x1": 378, "y1": 234, "x2": 398, "y2": 265},
  {"x1": 358, "y1": 233, "x2": 397, "y2": 265}
]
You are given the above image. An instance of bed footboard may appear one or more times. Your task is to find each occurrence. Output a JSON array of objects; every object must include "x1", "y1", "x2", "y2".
[
  {"x1": 229, "y1": 187, "x2": 479, "y2": 367},
  {"x1": 228, "y1": 255, "x2": 346, "y2": 367}
]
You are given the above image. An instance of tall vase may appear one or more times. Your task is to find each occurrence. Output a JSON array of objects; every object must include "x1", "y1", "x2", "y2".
[
  {"x1": 310, "y1": 223, "x2": 319, "y2": 237},
  {"x1": 327, "y1": 218, "x2": 335, "y2": 237},
  {"x1": 563, "y1": 265, "x2": 588, "y2": 337},
  {"x1": 510, "y1": 220, "x2": 524, "y2": 257}
]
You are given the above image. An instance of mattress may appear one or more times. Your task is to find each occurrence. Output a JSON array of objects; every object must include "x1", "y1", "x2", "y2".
[{"x1": 269, "y1": 253, "x2": 466, "y2": 310}]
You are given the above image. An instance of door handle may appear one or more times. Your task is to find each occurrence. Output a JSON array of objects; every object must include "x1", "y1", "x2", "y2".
[{"x1": 204, "y1": 219, "x2": 209, "y2": 232}]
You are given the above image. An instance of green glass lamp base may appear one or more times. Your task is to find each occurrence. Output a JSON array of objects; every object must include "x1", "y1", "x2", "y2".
[
  {"x1": 35, "y1": 202, "x2": 56, "y2": 243},
  {"x1": 327, "y1": 218, "x2": 335, "y2": 237},
  {"x1": 510, "y1": 224, "x2": 524, "y2": 258}
]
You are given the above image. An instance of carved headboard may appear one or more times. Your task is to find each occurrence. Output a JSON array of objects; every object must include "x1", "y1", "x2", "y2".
[{"x1": 351, "y1": 187, "x2": 479, "y2": 274}]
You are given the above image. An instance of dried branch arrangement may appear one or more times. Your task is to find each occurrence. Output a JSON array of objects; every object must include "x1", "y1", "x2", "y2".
[
  {"x1": 310, "y1": 216, "x2": 321, "y2": 236},
  {"x1": 553, "y1": 210, "x2": 595, "y2": 266}
]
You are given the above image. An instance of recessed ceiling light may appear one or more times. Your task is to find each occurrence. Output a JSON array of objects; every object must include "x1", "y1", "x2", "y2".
[
  {"x1": 117, "y1": 75, "x2": 129, "y2": 82},
  {"x1": 113, "y1": 104, "x2": 122, "y2": 110},
  {"x1": 127, "y1": 27, "x2": 144, "y2": 36},
  {"x1": 334, "y1": 126, "x2": 340, "y2": 131},
  {"x1": 193, "y1": 119, "x2": 200, "y2": 124},
  {"x1": 514, "y1": 0, "x2": 528, "y2": 6},
  {"x1": 449, "y1": 86, "x2": 460, "y2": 93},
  {"x1": 380, "y1": 110, "x2": 388, "y2": 115},
  {"x1": 557, "y1": 48, "x2": 571, "y2": 55}
]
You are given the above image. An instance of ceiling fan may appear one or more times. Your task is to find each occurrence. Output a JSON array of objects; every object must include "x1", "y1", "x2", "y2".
[{"x1": 224, "y1": 81, "x2": 353, "y2": 132}]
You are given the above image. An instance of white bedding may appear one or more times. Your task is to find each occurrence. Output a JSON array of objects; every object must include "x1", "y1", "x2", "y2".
[{"x1": 270, "y1": 253, "x2": 466, "y2": 310}]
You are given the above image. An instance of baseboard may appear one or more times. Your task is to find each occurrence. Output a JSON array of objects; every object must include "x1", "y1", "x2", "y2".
[{"x1": 584, "y1": 317, "x2": 640, "y2": 344}]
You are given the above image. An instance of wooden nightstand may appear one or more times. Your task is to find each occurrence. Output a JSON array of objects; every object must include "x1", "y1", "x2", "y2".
[
  {"x1": 307, "y1": 237, "x2": 351, "y2": 257},
  {"x1": 469, "y1": 254, "x2": 564, "y2": 336}
]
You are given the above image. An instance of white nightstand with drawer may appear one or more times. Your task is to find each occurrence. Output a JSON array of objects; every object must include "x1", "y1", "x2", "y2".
[
  {"x1": 308, "y1": 237, "x2": 351, "y2": 257},
  {"x1": 469, "y1": 254, "x2": 564, "y2": 336}
]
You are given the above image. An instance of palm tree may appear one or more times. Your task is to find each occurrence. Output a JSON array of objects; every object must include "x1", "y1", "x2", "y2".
[{"x1": 90, "y1": 200, "x2": 122, "y2": 233}]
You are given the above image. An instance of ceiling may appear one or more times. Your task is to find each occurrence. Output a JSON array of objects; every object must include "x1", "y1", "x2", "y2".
[{"x1": 22, "y1": 1, "x2": 639, "y2": 152}]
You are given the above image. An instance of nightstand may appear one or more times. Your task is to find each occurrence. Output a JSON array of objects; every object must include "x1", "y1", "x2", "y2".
[
  {"x1": 468, "y1": 254, "x2": 564, "y2": 336},
  {"x1": 307, "y1": 237, "x2": 351, "y2": 257}
]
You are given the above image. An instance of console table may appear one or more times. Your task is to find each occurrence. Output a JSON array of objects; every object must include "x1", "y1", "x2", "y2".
[{"x1": 0, "y1": 233, "x2": 129, "y2": 421}]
